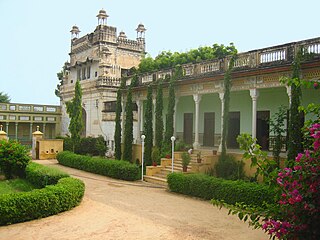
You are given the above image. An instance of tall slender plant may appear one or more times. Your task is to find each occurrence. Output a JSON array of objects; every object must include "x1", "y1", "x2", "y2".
[
  {"x1": 122, "y1": 86, "x2": 133, "y2": 162},
  {"x1": 221, "y1": 55, "x2": 236, "y2": 158},
  {"x1": 163, "y1": 78, "x2": 175, "y2": 152},
  {"x1": 114, "y1": 78, "x2": 126, "y2": 160},
  {"x1": 66, "y1": 80, "x2": 83, "y2": 151},
  {"x1": 155, "y1": 80, "x2": 164, "y2": 151},
  {"x1": 144, "y1": 85, "x2": 153, "y2": 165},
  {"x1": 287, "y1": 49, "x2": 304, "y2": 164}
]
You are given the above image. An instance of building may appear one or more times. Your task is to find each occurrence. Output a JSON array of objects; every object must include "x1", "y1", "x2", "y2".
[
  {"x1": 59, "y1": 9, "x2": 146, "y2": 151},
  {"x1": 126, "y1": 37, "x2": 320, "y2": 152},
  {"x1": 0, "y1": 102, "x2": 61, "y2": 145}
]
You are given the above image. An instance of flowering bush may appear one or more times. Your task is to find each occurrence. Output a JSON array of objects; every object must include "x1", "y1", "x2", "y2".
[{"x1": 262, "y1": 123, "x2": 320, "y2": 239}]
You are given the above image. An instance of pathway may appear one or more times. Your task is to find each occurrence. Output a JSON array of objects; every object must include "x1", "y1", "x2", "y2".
[{"x1": 0, "y1": 160, "x2": 268, "y2": 240}]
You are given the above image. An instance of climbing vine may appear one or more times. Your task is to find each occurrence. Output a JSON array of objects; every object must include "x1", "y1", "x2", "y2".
[
  {"x1": 144, "y1": 85, "x2": 153, "y2": 166},
  {"x1": 155, "y1": 80, "x2": 164, "y2": 151}
]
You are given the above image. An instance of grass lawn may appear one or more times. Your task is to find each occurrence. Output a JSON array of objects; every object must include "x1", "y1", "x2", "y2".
[{"x1": 0, "y1": 177, "x2": 35, "y2": 195}]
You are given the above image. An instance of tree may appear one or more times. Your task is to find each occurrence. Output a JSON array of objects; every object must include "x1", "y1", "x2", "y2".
[
  {"x1": 55, "y1": 70, "x2": 63, "y2": 99},
  {"x1": 122, "y1": 86, "x2": 134, "y2": 162},
  {"x1": 287, "y1": 49, "x2": 304, "y2": 164},
  {"x1": 114, "y1": 88, "x2": 122, "y2": 160},
  {"x1": 163, "y1": 78, "x2": 175, "y2": 153},
  {"x1": 144, "y1": 85, "x2": 153, "y2": 165},
  {"x1": 221, "y1": 55, "x2": 236, "y2": 158},
  {"x1": 114, "y1": 78, "x2": 127, "y2": 160},
  {"x1": 155, "y1": 80, "x2": 164, "y2": 151},
  {"x1": 0, "y1": 92, "x2": 10, "y2": 103},
  {"x1": 66, "y1": 80, "x2": 83, "y2": 151}
]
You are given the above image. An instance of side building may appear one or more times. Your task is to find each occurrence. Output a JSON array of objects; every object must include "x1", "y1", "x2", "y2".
[
  {"x1": 59, "y1": 9, "x2": 146, "y2": 151},
  {"x1": 0, "y1": 102, "x2": 61, "y2": 145}
]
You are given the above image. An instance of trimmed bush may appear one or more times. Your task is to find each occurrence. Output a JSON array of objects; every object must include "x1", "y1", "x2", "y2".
[
  {"x1": 57, "y1": 151, "x2": 140, "y2": 181},
  {"x1": 167, "y1": 173, "x2": 274, "y2": 206},
  {"x1": 26, "y1": 162, "x2": 69, "y2": 188},
  {"x1": 0, "y1": 140, "x2": 31, "y2": 179},
  {"x1": 0, "y1": 177, "x2": 84, "y2": 225},
  {"x1": 0, "y1": 162, "x2": 84, "y2": 226},
  {"x1": 214, "y1": 154, "x2": 245, "y2": 180}
]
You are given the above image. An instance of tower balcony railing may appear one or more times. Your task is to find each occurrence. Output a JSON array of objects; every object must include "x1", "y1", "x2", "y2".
[{"x1": 96, "y1": 77, "x2": 121, "y2": 88}]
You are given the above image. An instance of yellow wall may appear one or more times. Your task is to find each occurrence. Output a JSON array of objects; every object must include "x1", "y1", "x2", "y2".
[{"x1": 38, "y1": 139, "x2": 63, "y2": 160}]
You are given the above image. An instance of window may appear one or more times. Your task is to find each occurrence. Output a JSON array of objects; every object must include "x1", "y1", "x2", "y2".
[
  {"x1": 87, "y1": 66, "x2": 91, "y2": 79},
  {"x1": 103, "y1": 101, "x2": 117, "y2": 112},
  {"x1": 82, "y1": 68, "x2": 86, "y2": 80},
  {"x1": 95, "y1": 71, "x2": 98, "y2": 77}
]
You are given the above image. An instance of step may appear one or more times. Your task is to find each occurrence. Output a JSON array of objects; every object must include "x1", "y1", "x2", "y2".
[{"x1": 143, "y1": 175, "x2": 167, "y2": 187}]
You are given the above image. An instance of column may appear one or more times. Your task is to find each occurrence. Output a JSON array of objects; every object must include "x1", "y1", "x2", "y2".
[
  {"x1": 29, "y1": 123, "x2": 33, "y2": 141},
  {"x1": 136, "y1": 100, "x2": 142, "y2": 143},
  {"x1": 193, "y1": 94, "x2": 202, "y2": 149},
  {"x1": 121, "y1": 97, "x2": 126, "y2": 143},
  {"x1": 43, "y1": 123, "x2": 46, "y2": 138},
  {"x1": 286, "y1": 85, "x2": 292, "y2": 107},
  {"x1": 140, "y1": 100, "x2": 144, "y2": 132},
  {"x1": 250, "y1": 88, "x2": 259, "y2": 140},
  {"x1": 173, "y1": 97, "x2": 179, "y2": 137},
  {"x1": 15, "y1": 122, "x2": 18, "y2": 140},
  {"x1": 218, "y1": 92, "x2": 224, "y2": 153},
  {"x1": 5, "y1": 122, "x2": 9, "y2": 135}
]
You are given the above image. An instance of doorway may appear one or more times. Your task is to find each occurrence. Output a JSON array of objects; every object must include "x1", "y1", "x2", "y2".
[
  {"x1": 257, "y1": 111, "x2": 270, "y2": 150},
  {"x1": 203, "y1": 112, "x2": 215, "y2": 147},
  {"x1": 183, "y1": 113, "x2": 193, "y2": 145},
  {"x1": 227, "y1": 112, "x2": 240, "y2": 148}
]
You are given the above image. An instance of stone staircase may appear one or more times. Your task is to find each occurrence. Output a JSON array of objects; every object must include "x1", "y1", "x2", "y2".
[{"x1": 144, "y1": 150, "x2": 214, "y2": 186}]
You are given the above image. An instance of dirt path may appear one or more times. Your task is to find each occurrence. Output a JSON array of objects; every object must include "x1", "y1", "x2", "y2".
[{"x1": 0, "y1": 160, "x2": 268, "y2": 240}]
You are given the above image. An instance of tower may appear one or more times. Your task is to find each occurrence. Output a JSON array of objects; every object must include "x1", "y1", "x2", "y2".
[
  {"x1": 96, "y1": 9, "x2": 109, "y2": 25},
  {"x1": 70, "y1": 25, "x2": 80, "y2": 39}
]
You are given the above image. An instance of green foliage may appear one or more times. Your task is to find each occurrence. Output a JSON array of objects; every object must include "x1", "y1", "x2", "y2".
[
  {"x1": 237, "y1": 133, "x2": 278, "y2": 186},
  {"x1": 138, "y1": 43, "x2": 237, "y2": 73},
  {"x1": 0, "y1": 177, "x2": 84, "y2": 226},
  {"x1": 181, "y1": 152, "x2": 191, "y2": 167},
  {"x1": 57, "y1": 151, "x2": 140, "y2": 181},
  {"x1": 0, "y1": 92, "x2": 10, "y2": 103},
  {"x1": 114, "y1": 88, "x2": 122, "y2": 160},
  {"x1": 66, "y1": 80, "x2": 83, "y2": 151},
  {"x1": 57, "y1": 136, "x2": 106, "y2": 156},
  {"x1": 215, "y1": 154, "x2": 245, "y2": 180},
  {"x1": 163, "y1": 79, "x2": 175, "y2": 151},
  {"x1": 151, "y1": 147, "x2": 160, "y2": 165},
  {"x1": 167, "y1": 173, "x2": 274, "y2": 206},
  {"x1": 0, "y1": 140, "x2": 31, "y2": 179},
  {"x1": 123, "y1": 87, "x2": 134, "y2": 162},
  {"x1": 144, "y1": 86, "x2": 153, "y2": 166},
  {"x1": 155, "y1": 81, "x2": 164, "y2": 151},
  {"x1": 300, "y1": 103, "x2": 320, "y2": 149},
  {"x1": 221, "y1": 55, "x2": 237, "y2": 157},
  {"x1": 269, "y1": 106, "x2": 287, "y2": 167},
  {"x1": 0, "y1": 179, "x2": 35, "y2": 195},
  {"x1": 25, "y1": 162, "x2": 69, "y2": 188},
  {"x1": 174, "y1": 140, "x2": 192, "y2": 151}
]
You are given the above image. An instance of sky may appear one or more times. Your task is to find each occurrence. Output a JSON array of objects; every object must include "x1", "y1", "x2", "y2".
[{"x1": 0, "y1": 0, "x2": 319, "y2": 105}]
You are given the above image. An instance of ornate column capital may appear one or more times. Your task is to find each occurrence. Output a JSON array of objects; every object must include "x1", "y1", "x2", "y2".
[
  {"x1": 249, "y1": 88, "x2": 259, "y2": 100},
  {"x1": 193, "y1": 93, "x2": 202, "y2": 104}
]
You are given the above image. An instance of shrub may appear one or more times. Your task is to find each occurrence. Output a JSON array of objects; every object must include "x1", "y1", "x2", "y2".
[
  {"x1": 0, "y1": 140, "x2": 31, "y2": 179},
  {"x1": 0, "y1": 177, "x2": 84, "y2": 226},
  {"x1": 167, "y1": 173, "x2": 274, "y2": 206},
  {"x1": 181, "y1": 152, "x2": 191, "y2": 167},
  {"x1": 57, "y1": 136, "x2": 107, "y2": 156},
  {"x1": 25, "y1": 162, "x2": 69, "y2": 188},
  {"x1": 57, "y1": 151, "x2": 140, "y2": 181},
  {"x1": 151, "y1": 147, "x2": 161, "y2": 165},
  {"x1": 215, "y1": 154, "x2": 245, "y2": 180}
]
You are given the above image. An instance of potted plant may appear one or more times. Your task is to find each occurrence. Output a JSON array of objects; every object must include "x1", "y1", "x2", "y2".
[
  {"x1": 181, "y1": 152, "x2": 191, "y2": 172},
  {"x1": 196, "y1": 151, "x2": 202, "y2": 163}
]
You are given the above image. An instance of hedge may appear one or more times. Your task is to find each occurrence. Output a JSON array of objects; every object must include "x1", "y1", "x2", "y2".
[
  {"x1": 0, "y1": 177, "x2": 84, "y2": 225},
  {"x1": 167, "y1": 173, "x2": 274, "y2": 206},
  {"x1": 57, "y1": 151, "x2": 140, "y2": 181},
  {"x1": 26, "y1": 162, "x2": 70, "y2": 188}
]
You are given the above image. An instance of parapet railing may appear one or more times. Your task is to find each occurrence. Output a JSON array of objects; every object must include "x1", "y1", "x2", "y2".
[{"x1": 136, "y1": 37, "x2": 320, "y2": 85}]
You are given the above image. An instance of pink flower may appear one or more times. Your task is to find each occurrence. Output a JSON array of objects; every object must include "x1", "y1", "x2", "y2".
[
  {"x1": 294, "y1": 165, "x2": 302, "y2": 171},
  {"x1": 295, "y1": 153, "x2": 304, "y2": 162}
]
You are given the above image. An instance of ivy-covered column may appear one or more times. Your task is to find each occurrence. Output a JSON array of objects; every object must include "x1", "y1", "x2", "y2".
[
  {"x1": 193, "y1": 94, "x2": 202, "y2": 149},
  {"x1": 286, "y1": 85, "x2": 292, "y2": 106},
  {"x1": 121, "y1": 96, "x2": 126, "y2": 143},
  {"x1": 218, "y1": 92, "x2": 224, "y2": 153},
  {"x1": 250, "y1": 88, "x2": 259, "y2": 140},
  {"x1": 173, "y1": 97, "x2": 179, "y2": 136},
  {"x1": 152, "y1": 98, "x2": 156, "y2": 144},
  {"x1": 136, "y1": 100, "x2": 142, "y2": 143}
]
